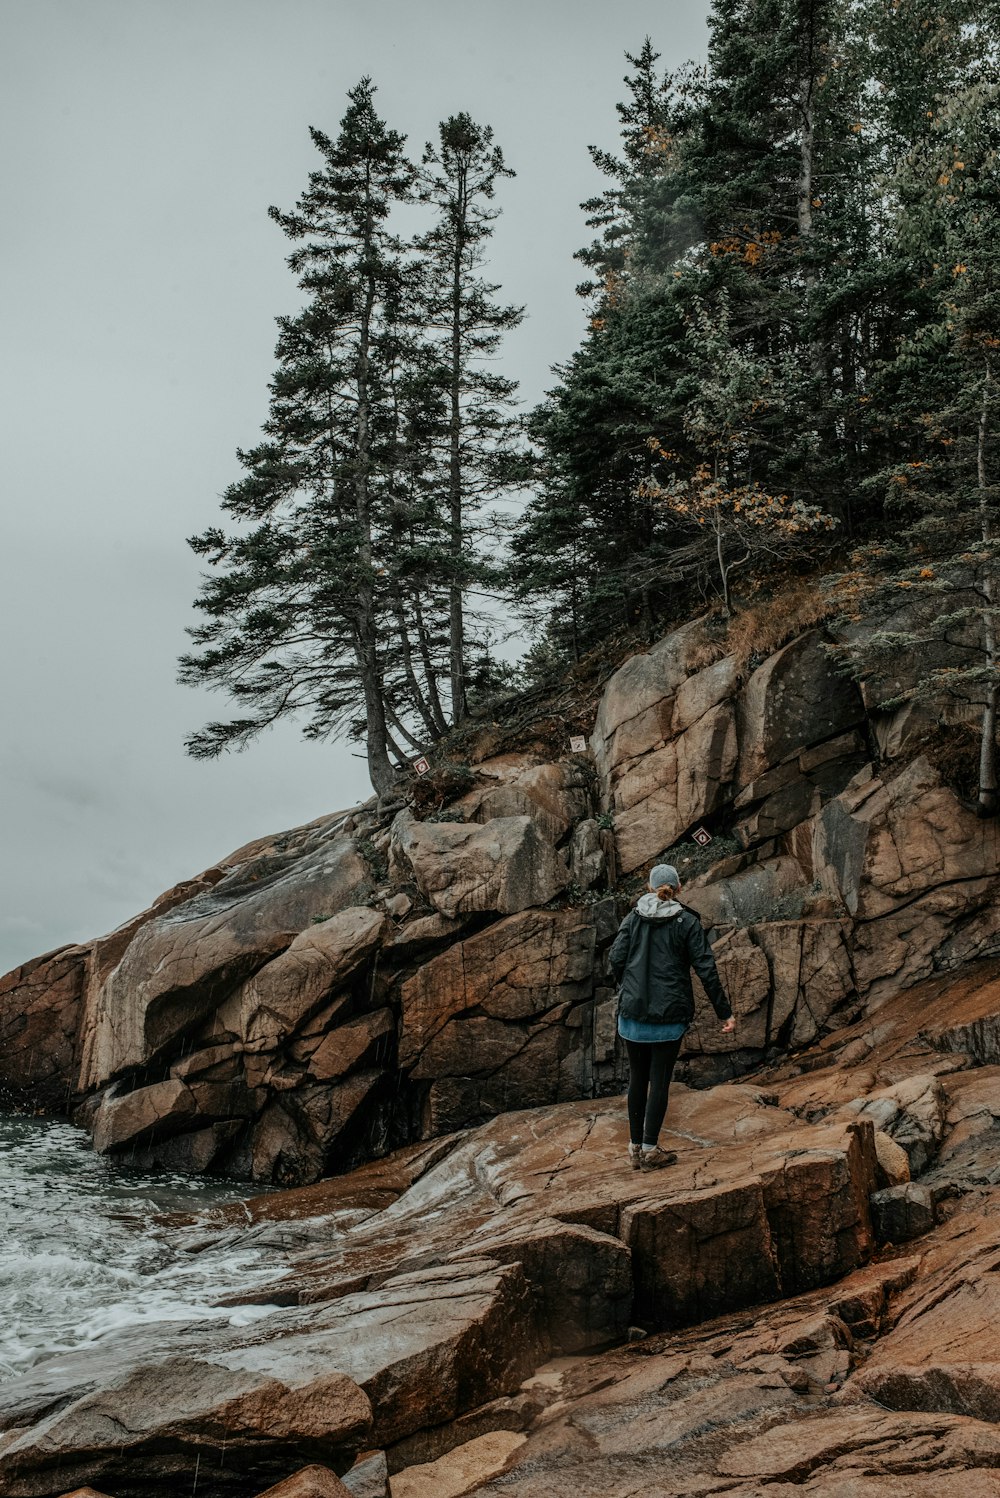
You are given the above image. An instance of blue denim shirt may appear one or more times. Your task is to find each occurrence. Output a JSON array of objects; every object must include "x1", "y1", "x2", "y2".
[{"x1": 617, "y1": 1014, "x2": 687, "y2": 1044}]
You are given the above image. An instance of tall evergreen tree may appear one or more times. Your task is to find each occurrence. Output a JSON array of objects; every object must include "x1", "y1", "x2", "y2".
[
  {"x1": 832, "y1": 46, "x2": 1000, "y2": 812},
  {"x1": 181, "y1": 80, "x2": 420, "y2": 796},
  {"x1": 415, "y1": 114, "x2": 524, "y2": 723},
  {"x1": 510, "y1": 47, "x2": 701, "y2": 656}
]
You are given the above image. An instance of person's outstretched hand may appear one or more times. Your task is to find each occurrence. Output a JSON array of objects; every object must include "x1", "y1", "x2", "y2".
[{"x1": 721, "y1": 1017, "x2": 736, "y2": 1033}]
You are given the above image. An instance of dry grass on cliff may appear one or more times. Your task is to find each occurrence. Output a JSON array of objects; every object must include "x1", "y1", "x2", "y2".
[{"x1": 724, "y1": 581, "x2": 835, "y2": 669}]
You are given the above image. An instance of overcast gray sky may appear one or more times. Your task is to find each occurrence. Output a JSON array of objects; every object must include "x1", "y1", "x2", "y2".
[{"x1": 0, "y1": 0, "x2": 711, "y2": 973}]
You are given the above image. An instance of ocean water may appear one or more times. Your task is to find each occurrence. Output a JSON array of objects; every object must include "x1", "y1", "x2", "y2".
[{"x1": 0, "y1": 1114, "x2": 279, "y2": 1382}]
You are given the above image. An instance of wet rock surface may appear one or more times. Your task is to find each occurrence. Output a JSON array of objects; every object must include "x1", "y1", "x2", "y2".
[
  {"x1": 9, "y1": 622, "x2": 1000, "y2": 1492},
  {"x1": 7, "y1": 962, "x2": 1000, "y2": 1495}
]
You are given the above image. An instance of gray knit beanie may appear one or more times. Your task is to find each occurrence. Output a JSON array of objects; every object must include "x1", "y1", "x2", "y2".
[{"x1": 648, "y1": 863, "x2": 680, "y2": 892}]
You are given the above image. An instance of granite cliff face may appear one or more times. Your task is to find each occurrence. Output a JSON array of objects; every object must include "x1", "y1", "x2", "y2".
[
  {"x1": 4, "y1": 618, "x2": 1000, "y2": 1187},
  {"x1": 6, "y1": 617, "x2": 1000, "y2": 1497}
]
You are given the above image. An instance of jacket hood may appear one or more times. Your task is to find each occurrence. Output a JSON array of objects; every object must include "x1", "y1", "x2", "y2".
[{"x1": 636, "y1": 893, "x2": 683, "y2": 920}]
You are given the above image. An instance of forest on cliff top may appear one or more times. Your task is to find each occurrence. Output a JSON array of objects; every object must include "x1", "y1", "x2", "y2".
[{"x1": 179, "y1": 0, "x2": 1000, "y2": 805}]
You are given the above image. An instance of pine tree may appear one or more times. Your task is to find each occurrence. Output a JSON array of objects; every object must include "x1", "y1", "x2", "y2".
[
  {"x1": 414, "y1": 114, "x2": 524, "y2": 722},
  {"x1": 181, "y1": 80, "x2": 422, "y2": 797},
  {"x1": 833, "y1": 45, "x2": 1000, "y2": 812},
  {"x1": 510, "y1": 47, "x2": 702, "y2": 657},
  {"x1": 575, "y1": 38, "x2": 691, "y2": 294},
  {"x1": 513, "y1": 8, "x2": 864, "y2": 651}
]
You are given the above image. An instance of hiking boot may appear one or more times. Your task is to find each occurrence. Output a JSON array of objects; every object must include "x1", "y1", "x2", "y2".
[
  {"x1": 639, "y1": 1145, "x2": 678, "y2": 1170},
  {"x1": 628, "y1": 1143, "x2": 643, "y2": 1171}
]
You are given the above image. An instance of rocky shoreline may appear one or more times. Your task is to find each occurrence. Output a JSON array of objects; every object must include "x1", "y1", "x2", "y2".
[
  {"x1": 5, "y1": 959, "x2": 1000, "y2": 1495},
  {"x1": 4, "y1": 619, "x2": 999, "y2": 1187},
  {"x1": 6, "y1": 616, "x2": 1000, "y2": 1495}
]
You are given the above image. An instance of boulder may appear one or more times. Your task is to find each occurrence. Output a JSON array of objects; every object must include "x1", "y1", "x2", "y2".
[
  {"x1": 567, "y1": 819, "x2": 607, "y2": 889},
  {"x1": 226, "y1": 908, "x2": 388, "y2": 1051},
  {"x1": 874, "y1": 1129, "x2": 912, "y2": 1187},
  {"x1": 450, "y1": 1217, "x2": 633, "y2": 1353},
  {"x1": 748, "y1": 919, "x2": 855, "y2": 1049},
  {"x1": 256, "y1": 1467, "x2": 353, "y2": 1497},
  {"x1": 842, "y1": 1074, "x2": 948, "y2": 1175},
  {"x1": 815, "y1": 758, "x2": 1000, "y2": 1004},
  {"x1": 871, "y1": 1182, "x2": 936, "y2": 1242},
  {"x1": 78, "y1": 836, "x2": 373, "y2": 1091},
  {"x1": 399, "y1": 909, "x2": 594, "y2": 1132},
  {"x1": 390, "y1": 1431, "x2": 527, "y2": 1498},
  {"x1": 683, "y1": 927, "x2": 773, "y2": 1053},
  {"x1": 91, "y1": 1078, "x2": 195, "y2": 1152},
  {"x1": 340, "y1": 1450, "x2": 388, "y2": 1498},
  {"x1": 450, "y1": 758, "x2": 591, "y2": 842},
  {"x1": 622, "y1": 1119, "x2": 876, "y2": 1326},
  {"x1": 623, "y1": 1176, "x2": 783, "y2": 1324},
  {"x1": 607, "y1": 700, "x2": 738, "y2": 876},
  {"x1": 683, "y1": 857, "x2": 806, "y2": 927},
  {"x1": 250, "y1": 1069, "x2": 387, "y2": 1185},
  {"x1": 590, "y1": 618, "x2": 719, "y2": 780},
  {"x1": 297, "y1": 1010, "x2": 395, "y2": 1082},
  {"x1": 400, "y1": 908, "x2": 593, "y2": 1067},
  {"x1": 736, "y1": 629, "x2": 865, "y2": 786},
  {"x1": 850, "y1": 1200, "x2": 1000, "y2": 1421},
  {"x1": 390, "y1": 814, "x2": 568, "y2": 918},
  {"x1": 219, "y1": 1261, "x2": 540, "y2": 1451},
  {"x1": 0, "y1": 943, "x2": 88, "y2": 1109},
  {"x1": 715, "y1": 1410, "x2": 1000, "y2": 1484},
  {"x1": 0, "y1": 1359, "x2": 372, "y2": 1498}
]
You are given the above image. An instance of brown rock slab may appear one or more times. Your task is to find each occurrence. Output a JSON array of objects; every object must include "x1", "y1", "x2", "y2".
[
  {"x1": 220, "y1": 1260, "x2": 541, "y2": 1449},
  {"x1": 390, "y1": 813, "x2": 568, "y2": 918},
  {"x1": 450, "y1": 1217, "x2": 633, "y2": 1353},
  {"x1": 451, "y1": 759, "x2": 590, "y2": 843},
  {"x1": 736, "y1": 629, "x2": 864, "y2": 786},
  {"x1": 612, "y1": 702, "x2": 738, "y2": 875},
  {"x1": 255, "y1": 1466, "x2": 353, "y2": 1497},
  {"x1": 623, "y1": 1175, "x2": 782, "y2": 1324},
  {"x1": 0, "y1": 1358, "x2": 371, "y2": 1498},
  {"x1": 251, "y1": 1068, "x2": 386, "y2": 1185},
  {"x1": 589, "y1": 617, "x2": 717, "y2": 780},
  {"x1": 815, "y1": 757, "x2": 1000, "y2": 1003},
  {"x1": 230, "y1": 907, "x2": 388, "y2": 1051},
  {"x1": 870, "y1": 1182, "x2": 936, "y2": 1242},
  {"x1": 340, "y1": 1448, "x2": 388, "y2": 1497},
  {"x1": 299, "y1": 1010, "x2": 395, "y2": 1082},
  {"x1": 79, "y1": 836, "x2": 372, "y2": 1090},
  {"x1": 0, "y1": 944, "x2": 88, "y2": 1109},
  {"x1": 683, "y1": 857, "x2": 807, "y2": 928},
  {"x1": 399, "y1": 909, "x2": 594, "y2": 1132},
  {"x1": 715, "y1": 1408, "x2": 1000, "y2": 1482},
  {"x1": 391, "y1": 1430, "x2": 527, "y2": 1498},
  {"x1": 400, "y1": 908, "x2": 593, "y2": 1067}
]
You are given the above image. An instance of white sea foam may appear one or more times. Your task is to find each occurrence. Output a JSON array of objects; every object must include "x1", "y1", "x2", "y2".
[{"x1": 0, "y1": 1115, "x2": 279, "y2": 1381}]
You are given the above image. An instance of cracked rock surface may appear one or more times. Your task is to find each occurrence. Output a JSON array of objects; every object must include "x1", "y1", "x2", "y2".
[
  {"x1": 6, "y1": 619, "x2": 1000, "y2": 1184},
  {"x1": 9, "y1": 963, "x2": 1000, "y2": 1495}
]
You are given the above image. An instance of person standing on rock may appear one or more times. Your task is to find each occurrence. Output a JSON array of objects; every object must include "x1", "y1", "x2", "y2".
[{"x1": 610, "y1": 862, "x2": 735, "y2": 1170}]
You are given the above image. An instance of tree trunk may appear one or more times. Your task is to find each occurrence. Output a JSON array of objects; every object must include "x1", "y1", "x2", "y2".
[
  {"x1": 448, "y1": 158, "x2": 469, "y2": 724},
  {"x1": 413, "y1": 596, "x2": 450, "y2": 735},
  {"x1": 978, "y1": 361, "x2": 998, "y2": 815},
  {"x1": 390, "y1": 586, "x2": 442, "y2": 742},
  {"x1": 796, "y1": 4, "x2": 825, "y2": 384},
  {"x1": 354, "y1": 181, "x2": 396, "y2": 799}
]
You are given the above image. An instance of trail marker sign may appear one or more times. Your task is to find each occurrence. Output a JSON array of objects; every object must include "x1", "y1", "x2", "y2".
[
  {"x1": 692, "y1": 826, "x2": 713, "y2": 847},
  {"x1": 569, "y1": 735, "x2": 587, "y2": 754},
  {"x1": 413, "y1": 756, "x2": 430, "y2": 776}
]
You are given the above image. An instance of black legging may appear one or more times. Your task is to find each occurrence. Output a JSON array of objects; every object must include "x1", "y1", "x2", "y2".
[{"x1": 625, "y1": 1038, "x2": 683, "y2": 1147}]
